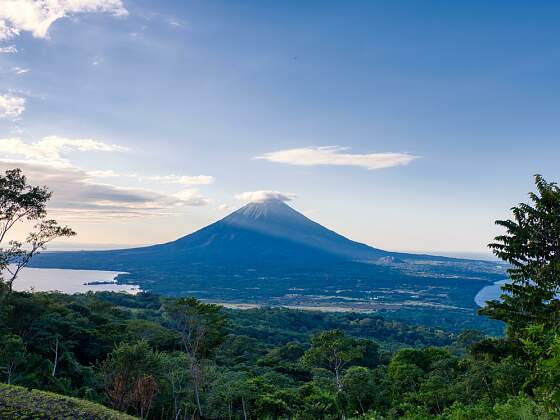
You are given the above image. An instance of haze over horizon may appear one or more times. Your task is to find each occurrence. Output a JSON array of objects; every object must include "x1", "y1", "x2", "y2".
[{"x1": 1, "y1": 0, "x2": 559, "y2": 255}]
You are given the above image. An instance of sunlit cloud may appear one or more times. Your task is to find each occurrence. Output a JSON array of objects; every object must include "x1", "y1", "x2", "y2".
[
  {"x1": 0, "y1": 0, "x2": 128, "y2": 41},
  {"x1": 0, "y1": 136, "x2": 128, "y2": 167},
  {"x1": 255, "y1": 146, "x2": 418, "y2": 170},
  {"x1": 0, "y1": 94, "x2": 25, "y2": 118},
  {"x1": 217, "y1": 203, "x2": 235, "y2": 212},
  {"x1": 0, "y1": 135, "x2": 212, "y2": 220},
  {"x1": 235, "y1": 190, "x2": 296, "y2": 203},
  {"x1": 173, "y1": 189, "x2": 210, "y2": 206},
  {"x1": 0, "y1": 161, "x2": 208, "y2": 221}
]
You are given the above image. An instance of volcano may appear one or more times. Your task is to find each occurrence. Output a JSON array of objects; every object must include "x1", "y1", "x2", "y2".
[
  {"x1": 31, "y1": 199, "x2": 402, "y2": 270},
  {"x1": 29, "y1": 199, "x2": 503, "y2": 305}
]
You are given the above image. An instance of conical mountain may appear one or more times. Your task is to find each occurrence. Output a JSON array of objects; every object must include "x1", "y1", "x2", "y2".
[
  {"x1": 29, "y1": 199, "x2": 500, "y2": 304},
  {"x1": 159, "y1": 199, "x2": 387, "y2": 261},
  {"x1": 31, "y1": 199, "x2": 396, "y2": 272}
]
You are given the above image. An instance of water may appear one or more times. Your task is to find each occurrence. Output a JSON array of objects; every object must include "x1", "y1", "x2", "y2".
[
  {"x1": 475, "y1": 280, "x2": 509, "y2": 307},
  {"x1": 7, "y1": 267, "x2": 140, "y2": 294},
  {"x1": 6, "y1": 266, "x2": 509, "y2": 304}
]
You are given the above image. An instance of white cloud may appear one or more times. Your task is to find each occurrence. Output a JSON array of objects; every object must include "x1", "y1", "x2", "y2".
[
  {"x1": 255, "y1": 146, "x2": 418, "y2": 170},
  {"x1": 0, "y1": 136, "x2": 128, "y2": 167},
  {"x1": 86, "y1": 171, "x2": 215, "y2": 186},
  {"x1": 144, "y1": 174, "x2": 215, "y2": 186},
  {"x1": 0, "y1": 0, "x2": 127, "y2": 40},
  {"x1": 168, "y1": 19, "x2": 183, "y2": 27},
  {"x1": 173, "y1": 189, "x2": 210, "y2": 206},
  {"x1": 85, "y1": 169, "x2": 119, "y2": 178},
  {"x1": 11, "y1": 66, "x2": 30, "y2": 74},
  {"x1": 235, "y1": 190, "x2": 296, "y2": 203},
  {"x1": 0, "y1": 45, "x2": 17, "y2": 53},
  {"x1": 0, "y1": 94, "x2": 25, "y2": 118},
  {"x1": 217, "y1": 203, "x2": 234, "y2": 212}
]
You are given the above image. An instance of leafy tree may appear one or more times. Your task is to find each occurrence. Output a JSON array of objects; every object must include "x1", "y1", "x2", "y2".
[
  {"x1": 417, "y1": 357, "x2": 459, "y2": 414},
  {"x1": 206, "y1": 370, "x2": 253, "y2": 420},
  {"x1": 125, "y1": 319, "x2": 178, "y2": 350},
  {"x1": 160, "y1": 351, "x2": 192, "y2": 420},
  {"x1": 481, "y1": 175, "x2": 560, "y2": 330},
  {"x1": 102, "y1": 340, "x2": 162, "y2": 418},
  {"x1": 0, "y1": 334, "x2": 27, "y2": 384},
  {"x1": 302, "y1": 329, "x2": 363, "y2": 391},
  {"x1": 164, "y1": 297, "x2": 227, "y2": 418},
  {"x1": 451, "y1": 329, "x2": 487, "y2": 354},
  {"x1": 0, "y1": 169, "x2": 75, "y2": 294},
  {"x1": 520, "y1": 324, "x2": 560, "y2": 415},
  {"x1": 341, "y1": 366, "x2": 378, "y2": 415}
]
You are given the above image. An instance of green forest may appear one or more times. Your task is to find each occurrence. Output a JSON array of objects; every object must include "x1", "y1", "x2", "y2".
[{"x1": 1, "y1": 171, "x2": 560, "y2": 419}]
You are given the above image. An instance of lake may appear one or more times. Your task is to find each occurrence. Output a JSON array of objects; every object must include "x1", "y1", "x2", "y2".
[
  {"x1": 9, "y1": 267, "x2": 140, "y2": 294},
  {"x1": 8, "y1": 266, "x2": 506, "y2": 306},
  {"x1": 474, "y1": 279, "x2": 509, "y2": 307}
]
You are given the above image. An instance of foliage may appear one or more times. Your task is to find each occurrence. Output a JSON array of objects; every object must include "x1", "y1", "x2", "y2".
[
  {"x1": 0, "y1": 334, "x2": 27, "y2": 384},
  {"x1": 302, "y1": 329, "x2": 365, "y2": 390},
  {"x1": 0, "y1": 168, "x2": 75, "y2": 294},
  {"x1": 102, "y1": 340, "x2": 162, "y2": 418},
  {"x1": 164, "y1": 297, "x2": 227, "y2": 417},
  {"x1": 482, "y1": 175, "x2": 560, "y2": 331},
  {"x1": 0, "y1": 286, "x2": 548, "y2": 419}
]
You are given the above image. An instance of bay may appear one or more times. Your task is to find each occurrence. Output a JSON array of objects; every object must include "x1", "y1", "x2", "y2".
[
  {"x1": 475, "y1": 279, "x2": 509, "y2": 307},
  {"x1": 7, "y1": 267, "x2": 140, "y2": 294}
]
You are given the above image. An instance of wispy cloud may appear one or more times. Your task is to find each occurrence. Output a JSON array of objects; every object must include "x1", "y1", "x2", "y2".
[
  {"x1": 0, "y1": 94, "x2": 25, "y2": 118},
  {"x1": 0, "y1": 45, "x2": 17, "y2": 53},
  {"x1": 217, "y1": 203, "x2": 235, "y2": 212},
  {"x1": 86, "y1": 171, "x2": 215, "y2": 186},
  {"x1": 144, "y1": 174, "x2": 214, "y2": 186},
  {"x1": 255, "y1": 146, "x2": 418, "y2": 170},
  {"x1": 235, "y1": 190, "x2": 296, "y2": 203},
  {"x1": 173, "y1": 189, "x2": 210, "y2": 206},
  {"x1": 0, "y1": 0, "x2": 128, "y2": 41},
  {"x1": 168, "y1": 19, "x2": 185, "y2": 28},
  {"x1": 0, "y1": 136, "x2": 128, "y2": 167},
  {"x1": 11, "y1": 66, "x2": 30, "y2": 75}
]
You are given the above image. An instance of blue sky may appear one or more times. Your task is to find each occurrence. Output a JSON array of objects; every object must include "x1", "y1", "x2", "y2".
[{"x1": 1, "y1": 0, "x2": 559, "y2": 256}]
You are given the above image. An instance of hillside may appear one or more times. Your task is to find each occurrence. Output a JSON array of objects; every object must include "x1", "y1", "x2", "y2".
[
  {"x1": 0, "y1": 383, "x2": 136, "y2": 419},
  {"x1": 0, "y1": 290, "x2": 544, "y2": 419}
]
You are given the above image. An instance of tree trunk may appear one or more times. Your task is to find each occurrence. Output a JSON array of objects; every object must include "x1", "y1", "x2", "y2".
[
  {"x1": 242, "y1": 396, "x2": 248, "y2": 420},
  {"x1": 191, "y1": 362, "x2": 203, "y2": 418},
  {"x1": 51, "y1": 337, "x2": 59, "y2": 377},
  {"x1": 334, "y1": 366, "x2": 343, "y2": 391},
  {"x1": 7, "y1": 363, "x2": 13, "y2": 384}
]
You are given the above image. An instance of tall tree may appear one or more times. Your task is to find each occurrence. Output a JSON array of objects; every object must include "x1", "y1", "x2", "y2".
[
  {"x1": 165, "y1": 297, "x2": 227, "y2": 418},
  {"x1": 0, "y1": 334, "x2": 27, "y2": 384},
  {"x1": 0, "y1": 169, "x2": 75, "y2": 294},
  {"x1": 102, "y1": 340, "x2": 162, "y2": 418},
  {"x1": 302, "y1": 329, "x2": 363, "y2": 391},
  {"x1": 481, "y1": 175, "x2": 560, "y2": 330}
]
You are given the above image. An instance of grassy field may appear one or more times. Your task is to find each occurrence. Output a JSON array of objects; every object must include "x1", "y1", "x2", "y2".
[{"x1": 0, "y1": 383, "x2": 136, "y2": 419}]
